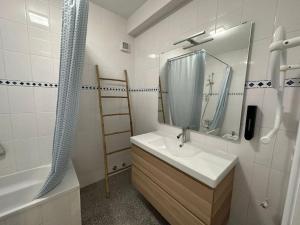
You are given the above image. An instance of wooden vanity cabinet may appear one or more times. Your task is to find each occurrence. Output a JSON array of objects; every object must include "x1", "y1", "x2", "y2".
[{"x1": 131, "y1": 144, "x2": 235, "y2": 225}]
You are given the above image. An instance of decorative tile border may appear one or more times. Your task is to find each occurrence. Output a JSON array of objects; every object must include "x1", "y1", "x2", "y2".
[
  {"x1": 245, "y1": 78, "x2": 300, "y2": 89},
  {"x1": 1, "y1": 78, "x2": 300, "y2": 91},
  {"x1": 203, "y1": 92, "x2": 244, "y2": 96},
  {"x1": 0, "y1": 79, "x2": 58, "y2": 88}
]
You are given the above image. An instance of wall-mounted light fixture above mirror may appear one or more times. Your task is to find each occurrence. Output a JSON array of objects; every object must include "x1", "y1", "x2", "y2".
[{"x1": 158, "y1": 22, "x2": 253, "y2": 141}]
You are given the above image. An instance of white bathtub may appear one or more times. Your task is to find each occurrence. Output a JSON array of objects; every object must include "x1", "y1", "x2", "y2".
[{"x1": 0, "y1": 163, "x2": 81, "y2": 225}]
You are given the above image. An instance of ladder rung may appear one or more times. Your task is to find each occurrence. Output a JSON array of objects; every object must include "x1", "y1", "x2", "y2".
[
  {"x1": 108, "y1": 165, "x2": 131, "y2": 176},
  {"x1": 106, "y1": 147, "x2": 131, "y2": 155},
  {"x1": 99, "y1": 78, "x2": 126, "y2": 82},
  {"x1": 101, "y1": 96, "x2": 128, "y2": 99},
  {"x1": 104, "y1": 130, "x2": 131, "y2": 136},
  {"x1": 103, "y1": 113, "x2": 129, "y2": 117}
]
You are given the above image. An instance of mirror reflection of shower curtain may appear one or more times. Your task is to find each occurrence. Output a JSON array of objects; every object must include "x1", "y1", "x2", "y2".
[
  {"x1": 167, "y1": 52, "x2": 205, "y2": 130},
  {"x1": 209, "y1": 66, "x2": 232, "y2": 131}
]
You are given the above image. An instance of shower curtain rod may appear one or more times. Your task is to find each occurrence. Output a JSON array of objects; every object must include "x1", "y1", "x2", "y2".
[{"x1": 167, "y1": 49, "x2": 229, "y2": 67}]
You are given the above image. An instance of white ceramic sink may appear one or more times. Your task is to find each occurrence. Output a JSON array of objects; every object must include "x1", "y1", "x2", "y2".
[
  {"x1": 130, "y1": 132, "x2": 238, "y2": 188},
  {"x1": 148, "y1": 137, "x2": 200, "y2": 157}
]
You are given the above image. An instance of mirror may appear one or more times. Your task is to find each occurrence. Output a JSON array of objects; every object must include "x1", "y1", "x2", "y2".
[{"x1": 158, "y1": 22, "x2": 253, "y2": 141}]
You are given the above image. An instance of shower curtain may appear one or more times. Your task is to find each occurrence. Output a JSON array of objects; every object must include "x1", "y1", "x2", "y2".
[
  {"x1": 37, "y1": 0, "x2": 89, "y2": 197},
  {"x1": 167, "y1": 52, "x2": 205, "y2": 130},
  {"x1": 209, "y1": 66, "x2": 232, "y2": 131}
]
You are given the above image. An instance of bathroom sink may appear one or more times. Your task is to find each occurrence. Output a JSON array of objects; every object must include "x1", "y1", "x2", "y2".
[
  {"x1": 148, "y1": 137, "x2": 200, "y2": 157},
  {"x1": 130, "y1": 132, "x2": 238, "y2": 188}
]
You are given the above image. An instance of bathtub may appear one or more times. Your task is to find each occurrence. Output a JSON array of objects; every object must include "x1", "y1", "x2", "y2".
[{"x1": 0, "y1": 162, "x2": 81, "y2": 225}]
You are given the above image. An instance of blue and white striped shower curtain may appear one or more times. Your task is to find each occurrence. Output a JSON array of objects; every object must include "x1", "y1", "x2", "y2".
[{"x1": 37, "y1": 0, "x2": 89, "y2": 197}]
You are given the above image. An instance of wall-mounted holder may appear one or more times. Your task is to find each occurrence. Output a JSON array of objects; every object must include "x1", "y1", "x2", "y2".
[{"x1": 244, "y1": 105, "x2": 257, "y2": 140}]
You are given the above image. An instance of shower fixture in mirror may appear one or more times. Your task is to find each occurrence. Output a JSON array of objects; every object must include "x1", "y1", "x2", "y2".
[{"x1": 158, "y1": 22, "x2": 253, "y2": 141}]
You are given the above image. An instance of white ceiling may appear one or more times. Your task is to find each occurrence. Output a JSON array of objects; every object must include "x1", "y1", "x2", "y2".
[{"x1": 92, "y1": 0, "x2": 147, "y2": 18}]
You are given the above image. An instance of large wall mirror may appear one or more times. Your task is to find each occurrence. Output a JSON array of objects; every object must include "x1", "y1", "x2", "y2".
[{"x1": 158, "y1": 22, "x2": 253, "y2": 141}]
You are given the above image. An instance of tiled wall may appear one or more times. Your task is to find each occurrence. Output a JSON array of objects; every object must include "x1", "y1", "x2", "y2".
[
  {"x1": 0, "y1": 0, "x2": 134, "y2": 188},
  {"x1": 72, "y1": 1, "x2": 134, "y2": 187},
  {"x1": 132, "y1": 0, "x2": 300, "y2": 224},
  {"x1": 0, "y1": 0, "x2": 62, "y2": 176}
]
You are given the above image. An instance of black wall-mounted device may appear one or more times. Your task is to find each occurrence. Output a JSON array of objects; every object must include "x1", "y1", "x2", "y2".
[{"x1": 244, "y1": 105, "x2": 257, "y2": 140}]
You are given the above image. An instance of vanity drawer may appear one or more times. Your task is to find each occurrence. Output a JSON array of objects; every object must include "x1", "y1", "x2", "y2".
[
  {"x1": 132, "y1": 145, "x2": 213, "y2": 224},
  {"x1": 132, "y1": 165, "x2": 205, "y2": 225}
]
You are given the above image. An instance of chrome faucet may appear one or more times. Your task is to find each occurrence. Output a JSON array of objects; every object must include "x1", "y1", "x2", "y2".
[{"x1": 177, "y1": 128, "x2": 189, "y2": 147}]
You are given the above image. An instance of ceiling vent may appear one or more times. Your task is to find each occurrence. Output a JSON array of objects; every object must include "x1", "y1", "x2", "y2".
[{"x1": 120, "y1": 41, "x2": 130, "y2": 53}]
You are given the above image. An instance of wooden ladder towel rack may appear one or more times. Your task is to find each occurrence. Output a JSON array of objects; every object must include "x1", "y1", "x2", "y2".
[
  {"x1": 95, "y1": 65, "x2": 133, "y2": 198},
  {"x1": 158, "y1": 78, "x2": 166, "y2": 123}
]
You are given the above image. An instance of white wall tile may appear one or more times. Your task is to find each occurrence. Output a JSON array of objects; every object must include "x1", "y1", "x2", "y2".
[
  {"x1": 0, "y1": 141, "x2": 16, "y2": 176},
  {"x1": 49, "y1": 0, "x2": 63, "y2": 9},
  {"x1": 197, "y1": 0, "x2": 218, "y2": 25},
  {"x1": 250, "y1": 163, "x2": 270, "y2": 200},
  {"x1": 276, "y1": 0, "x2": 300, "y2": 33},
  {"x1": 0, "y1": 87, "x2": 10, "y2": 113},
  {"x1": 49, "y1": 5, "x2": 62, "y2": 34},
  {"x1": 36, "y1": 112, "x2": 55, "y2": 137},
  {"x1": 271, "y1": 130, "x2": 296, "y2": 172},
  {"x1": 216, "y1": 7, "x2": 242, "y2": 31},
  {"x1": 228, "y1": 139, "x2": 256, "y2": 164},
  {"x1": 217, "y1": 0, "x2": 243, "y2": 17},
  {"x1": 254, "y1": 128, "x2": 276, "y2": 167},
  {"x1": 26, "y1": 0, "x2": 50, "y2": 30},
  {"x1": 267, "y1": 169, "x2": 287, "y2": 224},
  {"x1": 247, "y1": 38, "x2": 271, "y2": 81},
  {"x1": 11, "y1": 113, "x2": 38, "y2": 139},
  {"x1": 29, "y1": 27, "x2": 52, "y2": 57},
  {"x1": 31, "y1": 55, "x2": 54, "y2": 82},
  {"x1": 35, "y1": 88, "x2": 57, "y2": 112},
  {"x1": 242, "y1": 0, "x2": 278, "y2": 41},
  {"x1": 4, "y1": 51, "x2": 32, "y2": 80},
  {"x1": 50, "y1": 32, "x2": 61, "y2": 59},
  {"x1": 0, "y1": 19, "x2": 29, "y2": 53},
  {"x1": 166, "y1": 1, "x2": 198, "y2": 39},
  {"x1": 0, "y1": 49, "x2": 5, "y2": 77},
  {"x1": 228, "y1": 186, "x2": 250, "y2": 225},
  {"x1": 0, "y1": 114, "x2": 12, "y2": 142},
  {"x1": 13, "y1": 137, "x2": 40, "y2": 170},
  {"x1": 8, "y1": 87, "x2": 35, "y2": 113},
  {"x1": 37, "y1": 135, "x2": 53, "y2": 164},
  {"x1": 0, "y1": 0, "x2": 27, "y2": 24}
]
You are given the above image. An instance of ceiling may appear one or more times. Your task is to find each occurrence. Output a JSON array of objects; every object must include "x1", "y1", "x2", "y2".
[{"x1": 92, "y1": 0, "x2": 147, "y2": 18}]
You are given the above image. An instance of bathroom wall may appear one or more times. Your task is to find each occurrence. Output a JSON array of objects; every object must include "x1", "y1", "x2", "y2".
[
  {"x1": 131, "y1": 0, "x2": 300, "y2": 224},
  {"x1": 72, "y1": 1, "x2": 134, "y2": 187},
  {"x1": 0, "y1": 0, "x2": 134, "y2": 188},
  {"x1": 0, "y1": 0, "x2": 62, "y2": 177}
]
